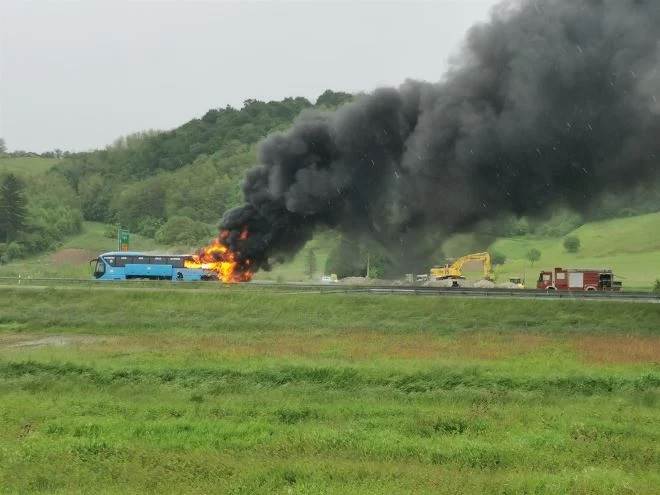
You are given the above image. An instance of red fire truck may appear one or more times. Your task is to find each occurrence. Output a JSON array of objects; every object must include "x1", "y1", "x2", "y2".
[{"x1": 537, "y1": 268, "x2": 622, "y2": 292}]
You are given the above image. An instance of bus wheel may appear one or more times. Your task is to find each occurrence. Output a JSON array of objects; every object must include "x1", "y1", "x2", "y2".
[{"x1": 546, "y1": 287, "x2": 556, "y2": 293}]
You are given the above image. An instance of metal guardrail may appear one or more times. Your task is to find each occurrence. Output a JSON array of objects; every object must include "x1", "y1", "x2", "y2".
[{"x1": 0, "y1": 276, "x2": 658, "y2": 302}]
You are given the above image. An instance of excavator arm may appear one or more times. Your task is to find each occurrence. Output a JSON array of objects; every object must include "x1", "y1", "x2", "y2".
[{"x1": 430, "y1": 252, "x2": 493, "y2": 280}]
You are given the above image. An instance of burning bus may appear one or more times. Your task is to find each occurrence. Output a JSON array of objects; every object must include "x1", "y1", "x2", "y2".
[
  {"x1": 90, "y1": 252, "x2": 214, "y2": 282},
  {"x1": 91, "y1": 228, "x2": 254, "y2": 283}
]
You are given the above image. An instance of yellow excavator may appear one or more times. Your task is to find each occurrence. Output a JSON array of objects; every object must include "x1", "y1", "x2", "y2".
[{"x1": 430, "y1": 252, "x2": 494, "y2": 281}]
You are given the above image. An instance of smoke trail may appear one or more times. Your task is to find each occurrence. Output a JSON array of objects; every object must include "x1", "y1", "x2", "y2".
[{"x1": 220, "y1": 0, "x2": 660, "y2": 273}]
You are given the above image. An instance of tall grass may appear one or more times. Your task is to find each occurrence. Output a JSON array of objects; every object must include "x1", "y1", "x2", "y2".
[{"x1": 0, "y1": 288, "x2": 658, "y2": 493}]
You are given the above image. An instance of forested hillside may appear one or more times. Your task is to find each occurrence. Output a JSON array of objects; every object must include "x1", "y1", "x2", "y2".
[
  {"x1": 0, "y1": 90, "x2": 351, "y2": 263},
  {"x1": 2, "y1": 87, "x2": 660, "y2": 285},
  {"x1": 55, "y1": 91, "x2": 351, "y2": 238}
]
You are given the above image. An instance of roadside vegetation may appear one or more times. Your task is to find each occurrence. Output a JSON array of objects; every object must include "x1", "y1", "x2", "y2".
[{"x1": 0, "y1": 288, "x2": 658, "y2": 493}]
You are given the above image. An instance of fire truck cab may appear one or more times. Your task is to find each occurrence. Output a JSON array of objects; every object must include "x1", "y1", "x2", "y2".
[{"x1": 537, "y1": 268, "x2": 622, "y2": 292}]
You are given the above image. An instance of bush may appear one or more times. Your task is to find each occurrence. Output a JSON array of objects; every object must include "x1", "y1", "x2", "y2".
[
  {"x1": 504, "y1": 217, "x2": 530, "y2": 236},
  {"x1": 564, "y1": 236, "x2": 581, "y2": 253},
  {"x1": 104, "y1": 224, "x2": 119, "y2": 239},
  {"x1": 491, "y1": 251, "x2": 507, "y2": 266},
  {"x1": 5, "y1": 242, "x2": 25, "y2": 261},
  {"x1": 367, "y1": 251, "x2": 393, "y2": 279},
  {"x1": 136, "y1": 217, "x2": 163, "y2": 238},
  {"x1": 653, "y1": 280, "x2": 660, "y2": 294}
]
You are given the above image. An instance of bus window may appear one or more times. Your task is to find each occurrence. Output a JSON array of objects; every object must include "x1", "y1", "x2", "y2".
[
  {"x1": 115, "y1": 256, "x2": 130, "y2": 267},
  {"x1": 169, "y1": 257, "x2": 183, "y2": 268},
  {"x1": 90, "y1": 258, "x2": 106, "y2": 279},
  {"x1": 135, "y1": 256, "x2": 149, "y2": 264},
  {"x1": 152, "y1": 257, "x2": 165, "y2": 264}
]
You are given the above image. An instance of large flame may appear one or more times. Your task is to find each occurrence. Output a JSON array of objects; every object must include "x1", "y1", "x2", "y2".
[{"x1": 185, "y1": 229, "x2": 253, "y2": 283}]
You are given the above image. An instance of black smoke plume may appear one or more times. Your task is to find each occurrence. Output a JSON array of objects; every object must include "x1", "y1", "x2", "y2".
[{"x1": 221, "y1": 0, "x2": 660, "y2": 273}]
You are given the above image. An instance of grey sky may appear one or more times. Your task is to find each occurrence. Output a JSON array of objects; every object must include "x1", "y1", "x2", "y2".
[{"x1": 1, "y1": 0, "x2": 499, "y2": 152}]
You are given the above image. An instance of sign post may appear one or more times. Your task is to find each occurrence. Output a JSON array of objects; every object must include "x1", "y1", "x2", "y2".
[{"x1": 118, "y1": 228, "x2": 130, "y2": 252}]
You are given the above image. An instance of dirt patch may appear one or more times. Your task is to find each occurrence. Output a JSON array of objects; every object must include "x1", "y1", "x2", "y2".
[
  {"x1": 340, "y1": 332, "x2": 552, "y2": 361},
  {"x1": 1, "y1": 335, "x2": 102, "y2": 349},
  {"x1": 49, "y1": 248, "x2": 96, "y2": 266},
  {"x1": 572, "y1": 335, "x2": 660, "y2": 364}
]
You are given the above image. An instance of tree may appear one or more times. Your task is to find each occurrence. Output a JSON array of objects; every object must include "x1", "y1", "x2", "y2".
[
  {"x1": 154, "y1": 216, "x2": 211, "y2": 246},
  {"x1": 113, "y1": 178, "x2": 166, "y2": 230},
  {"x1": 304, "y1": 248, "x2": 317, "y2": 279},
  {"x1": 366, "y1": 251, "x2": 392, "y2": 279},
  {"x1": 654, "y1": 280, "x2": 660, "y2": 294},
  {"x1": 0, "y1": 138, "x2": 6, "y2": 155},
  {"x1": 563, "y1": 236, "x2": 581, "y2": 253},
  {"x1": 491, "y1": 251, "x2": 507, "y2": 266},
  {"x1": 78, "y1": 173, "x2": 111, "y2": 221},
  {"x1": 0, "y1": 174, "x2": 28, "y2": 243},
  {"x1": 526, "y1": 248, "x2": 541, "y2": 266},
  {"x1": 315, "y1": 90, "x2": 353, "y2": 108}
]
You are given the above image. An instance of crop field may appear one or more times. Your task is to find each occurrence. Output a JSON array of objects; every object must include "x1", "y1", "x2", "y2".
[{"x1": 0, "y1": 287, "x2": 658, "y2": 494}]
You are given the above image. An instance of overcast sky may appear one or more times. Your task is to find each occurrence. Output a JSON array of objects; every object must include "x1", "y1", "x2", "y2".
[{"x1": 1, "y1": 0, "x2": 500, "y2": 152}]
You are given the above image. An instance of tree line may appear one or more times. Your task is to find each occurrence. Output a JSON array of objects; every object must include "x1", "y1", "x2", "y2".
[
  {"x1": 49, "y1": 92, "x2": 353, "y2": 246},
  {"x1": 0, "y1": 172, "x2": 82, "y2": 263}
]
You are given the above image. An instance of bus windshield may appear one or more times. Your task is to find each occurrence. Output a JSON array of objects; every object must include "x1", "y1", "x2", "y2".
[{"x1": 90, "y1": 258, "x2": 105, "y2": 278}]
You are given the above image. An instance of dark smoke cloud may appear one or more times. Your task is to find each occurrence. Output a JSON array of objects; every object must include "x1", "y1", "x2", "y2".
[{"x1": 221, "y1": 0, "x2": 660, "y2": 273}]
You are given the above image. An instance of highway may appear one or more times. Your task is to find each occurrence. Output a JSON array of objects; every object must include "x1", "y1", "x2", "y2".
[{"x1": 1, "y1": 276, "x2": 659, "y2": 303}]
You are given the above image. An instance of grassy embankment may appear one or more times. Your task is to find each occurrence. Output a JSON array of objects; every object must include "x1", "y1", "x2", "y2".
[{"x1": 0, "y1": 287, "x2": 658, "y2": 493}]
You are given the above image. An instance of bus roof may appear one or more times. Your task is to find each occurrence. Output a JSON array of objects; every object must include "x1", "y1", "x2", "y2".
[{"x1": 99, "y1": 252, "x2": 193, "y2": 257}]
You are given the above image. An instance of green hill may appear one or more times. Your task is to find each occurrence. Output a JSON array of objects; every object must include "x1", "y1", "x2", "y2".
[
  {"x1": 490, "y1": 212, "x2": 660, "y2": 290},
  {"x1": 0, "y1": 92, "x2": 353, "y2": 267}
]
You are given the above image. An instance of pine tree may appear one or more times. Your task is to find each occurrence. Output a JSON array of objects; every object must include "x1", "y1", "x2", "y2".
[{"x1": 0, "y1": 174, "x2": 28, "y2": 242}]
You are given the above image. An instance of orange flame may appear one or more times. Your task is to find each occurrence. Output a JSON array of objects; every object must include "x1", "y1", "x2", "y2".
[{"x1": 185, "y1": 229, "x2": 253, "y2": 283}]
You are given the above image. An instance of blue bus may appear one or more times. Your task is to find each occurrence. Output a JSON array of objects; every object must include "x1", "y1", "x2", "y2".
[{"x1": 90, "y1": 252, "x2": 214, "y2": 281}]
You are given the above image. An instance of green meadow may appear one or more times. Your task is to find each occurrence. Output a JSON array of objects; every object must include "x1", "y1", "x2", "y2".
[
  {"x1": 0, "y1": 287, "x2": 658, "y2": 493},
  {"x1": 491, "y1": 212, "x2": 660, "y2": 290}
]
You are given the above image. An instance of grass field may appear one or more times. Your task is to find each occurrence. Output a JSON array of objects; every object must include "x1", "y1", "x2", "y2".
[
  {"x1": 0, "y1": 156, "x2": 59, "y2": 176},
  {"x1": 490, "y1": 212, "x2": 660, "y2": 290},
  {"x1": 0, "y1": 222, "x2": 168, "y2": 278},
  {"x1": 0, "y1": 287, "x2": 658, "y2": 493}
]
